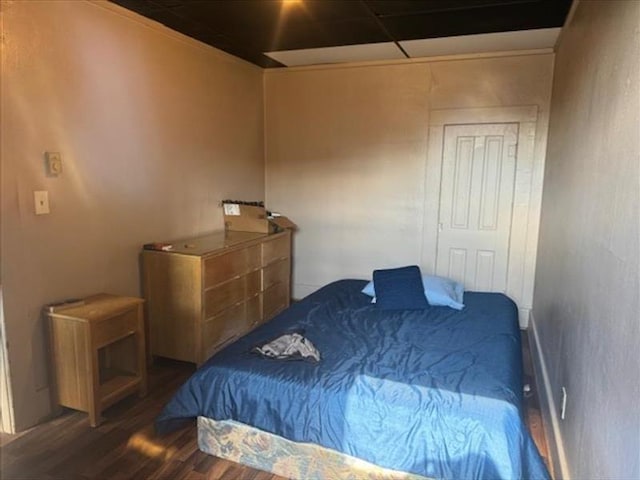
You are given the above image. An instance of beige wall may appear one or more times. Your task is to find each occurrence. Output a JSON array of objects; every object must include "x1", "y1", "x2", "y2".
[
  {"x1": 0, "y1": 0, "x2": 264, "y2": 430},
  {"x1": 265, "y1": 54, "x2": 553, "y2": 324},
  {"x1": 532, "y1": 1, "x2": 640, "y2": 479}
]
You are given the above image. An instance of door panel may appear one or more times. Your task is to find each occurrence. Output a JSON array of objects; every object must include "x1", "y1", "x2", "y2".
[
  {"x1": 448, "y1": 248, "x2": 467, "y2": 282},
  {"x1": 475, "y1": 250, "x2": 496, "y2": 291},
  {"x1": 451, "y1": 136, "x2": 475, "y2": 229},
  {"x1": 436, "y1": 123, "x2": 518, "y2": 292}
]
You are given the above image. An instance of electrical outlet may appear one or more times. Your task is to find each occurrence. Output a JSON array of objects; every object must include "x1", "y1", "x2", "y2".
[
  {"x1": 561, "y1": 386, "x2": 567, "y2": 420},
  {"x1": 34, "y1": 190, "x2": 50, "y2": 215}
]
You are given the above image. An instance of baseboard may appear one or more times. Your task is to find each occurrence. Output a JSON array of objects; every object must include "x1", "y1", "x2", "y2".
[
  {"x1": 518, "y1": 307, "x2": 531, "y2": 329},
  {"x1": 528, "y1": 312, "x2": 570, "y2": 480}
]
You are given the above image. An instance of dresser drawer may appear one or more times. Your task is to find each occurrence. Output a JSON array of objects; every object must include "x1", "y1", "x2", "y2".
[
  {"x1": 204, "y1": 277, "x2": 244, "y2": 318},
  {"x1": 262, "y1": 282, "x2": 290, "y2": 322},
  {"x1": 204, "y1": 245, "x2": 261, "y2": 287},
  {"x1": 202, "y1": 302, "x2": 249, "y2": 359},
  {"x1": 262, "y1": 258, "x2": 290, "y2": 291},
  {"x1": 204, "y1": 270, "x2": 261, "y2": 318},
  {"x1": 261, "y1": 234, "x2": 290, "y2": 266},
  {"x1": 93, "y1": 309, "x2": 138, "y2": 349}
]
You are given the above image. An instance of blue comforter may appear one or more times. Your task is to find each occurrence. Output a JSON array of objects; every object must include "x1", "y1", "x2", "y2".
[{"x1": 156, "y1": 280, "x2": 550, "y2": 480}]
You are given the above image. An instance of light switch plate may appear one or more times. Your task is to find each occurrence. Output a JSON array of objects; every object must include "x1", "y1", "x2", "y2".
[
  {"x1": 34, "y1": 191, "x2": 50, "y2": 215},
  {"x1": 45, "y1": 151, "x2": 63, "y2": 176}
]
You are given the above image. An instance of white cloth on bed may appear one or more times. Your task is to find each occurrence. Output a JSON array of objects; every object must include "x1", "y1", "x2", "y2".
[{"x1": 253, "y1": 332, "x2": 321, "y2": 363}]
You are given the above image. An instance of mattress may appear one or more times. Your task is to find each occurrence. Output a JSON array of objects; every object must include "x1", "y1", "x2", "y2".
[{"x1": 156, "y1": 279, "x2": 550, "y2": 480}]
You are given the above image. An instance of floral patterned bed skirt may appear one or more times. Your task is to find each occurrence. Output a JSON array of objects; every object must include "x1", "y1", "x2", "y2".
[{"x1": 197, "y1": 417, "x2": 431, "y2": 480}]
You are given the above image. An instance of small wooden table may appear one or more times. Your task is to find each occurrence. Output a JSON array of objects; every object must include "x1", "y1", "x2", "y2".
[{"x1": 47, "y1": 294, "x2": 147, "y2": 427}]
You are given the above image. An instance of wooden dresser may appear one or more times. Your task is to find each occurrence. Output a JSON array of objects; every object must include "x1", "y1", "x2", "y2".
[{"x1": 142, "y1": 230, "x2": 291, "y2": 365}]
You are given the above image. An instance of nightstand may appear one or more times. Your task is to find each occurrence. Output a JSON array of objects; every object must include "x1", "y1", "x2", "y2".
[{"x1": 47, "y1": 294, "x2": 147, "y2": 427}]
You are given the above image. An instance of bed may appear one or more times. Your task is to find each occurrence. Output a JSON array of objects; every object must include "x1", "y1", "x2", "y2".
[{"x1": 156, "y1": 279, "x2": 550, "y2": 480}]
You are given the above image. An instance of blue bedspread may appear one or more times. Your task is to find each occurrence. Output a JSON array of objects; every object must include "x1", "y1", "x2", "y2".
[{"x1": 156, "y1": 280, "x2": 550, "y2": 480}]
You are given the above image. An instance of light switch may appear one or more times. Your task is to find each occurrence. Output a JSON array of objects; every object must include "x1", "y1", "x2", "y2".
[
  {"x1": 45, "y1": 152, "x2": 63, "y2": 176},
  {"x1": 34, "y1": 191, "x2": 50, "y2": 215}
]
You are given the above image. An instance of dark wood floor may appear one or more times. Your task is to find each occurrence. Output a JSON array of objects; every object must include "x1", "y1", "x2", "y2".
[
  {"x1": 522, "y1": 331, "x2": 552, "y2": 478},
  {"x1": 0, "y1": 358, "x2": 284, "y2": 480},
  {"x1": 1, "y1": 336, "x2": 550, "y2": 480}
]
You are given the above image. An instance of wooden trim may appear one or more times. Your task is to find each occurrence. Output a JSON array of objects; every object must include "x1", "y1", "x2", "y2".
[
  {"x1": 529, "y1": 313, "x2": 569, "y2": 480},
  {"x1": 429, "y1": 105, "x2": 539, "y2": 125},
  {"x1": 0, "y1": 288, "x2": 16, "y2": 434},
  {"x1": 264, "y1": 50, "x2": 553, "y2": 74}
]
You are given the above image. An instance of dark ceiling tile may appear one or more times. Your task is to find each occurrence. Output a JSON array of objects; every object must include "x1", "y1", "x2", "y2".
[
  {"x1": 126, "y1": 7, "x2": 209, "y2": 40},
  {"x1": 257, "y1": 18, "x2": 389, "y2": 51},
  {"x1": 169, "y1": 2, "x2": 388, "y2": 52},
  {"x1": 379, "y1": 0, "x2": 572, "y2": 40},
  {"x1": 111, "y1": 0, "x2": 165, "y2": 14},
  {"x1": 282, "y1": 0, "x2": 373, "y2": 22},
  {"x1": 179, "y1": 0, "x2": 373, "y2": 25},
  {"x1": 149, "y1": 0, "x2": 186, "y2": 7},
  {"x1": 364, "y1": 0, "x2": 538, "y2": 17},
  {"x1": 201, "y1": 33, "x2": 285, "y2": 67}
]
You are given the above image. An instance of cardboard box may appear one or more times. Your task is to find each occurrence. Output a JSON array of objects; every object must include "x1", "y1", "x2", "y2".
[
  {"x1": 270, "y1": 215, "x2": 297, "y2": 231},
  {"x1": 223, "y1": 204, "x2": 273, "y2": 233},
  {"x1": 223, "y1": 203, "x2": 297, "y2": 233}
]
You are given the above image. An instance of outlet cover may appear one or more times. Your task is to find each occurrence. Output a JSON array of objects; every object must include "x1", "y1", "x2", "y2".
[{"x1": 34, "y1": 191, "x2": 50, "y2": 215}]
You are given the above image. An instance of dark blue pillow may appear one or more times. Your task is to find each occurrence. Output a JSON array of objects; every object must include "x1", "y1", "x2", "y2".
[{"x1": 373, "y1": 265, "x2": 430, "y2": 310}]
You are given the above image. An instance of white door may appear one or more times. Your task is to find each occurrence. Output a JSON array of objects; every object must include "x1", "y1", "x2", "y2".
[{"x1": 436, "y1": 123, "x2": 518, "y2": 292}]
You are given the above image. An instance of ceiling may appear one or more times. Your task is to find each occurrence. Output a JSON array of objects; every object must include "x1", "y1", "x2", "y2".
[{"x1": 110, "y1": 0, "x2": 573, "y2": 68}]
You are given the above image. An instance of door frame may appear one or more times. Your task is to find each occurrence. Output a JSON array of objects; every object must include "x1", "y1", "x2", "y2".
[
  {"x1": 0, "y1": 287, "x2": 16, "y2": 433},
  {"x1": 420, "y1": 106, "x2": 539, "y2": 327}
]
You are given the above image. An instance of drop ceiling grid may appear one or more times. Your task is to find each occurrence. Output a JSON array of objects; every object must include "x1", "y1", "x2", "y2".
[{"x1": 109, "y1": 0, "x2": 573, "y2": 68}]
